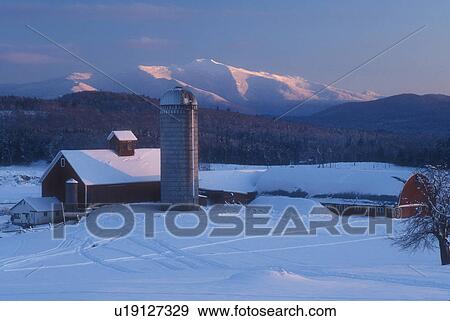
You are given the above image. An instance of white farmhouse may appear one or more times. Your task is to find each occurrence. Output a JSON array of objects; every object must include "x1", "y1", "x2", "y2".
[{"x1": 10, "y1": 197, "x2": 63, "y2": 227}]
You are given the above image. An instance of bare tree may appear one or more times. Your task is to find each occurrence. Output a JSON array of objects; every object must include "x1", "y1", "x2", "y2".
[{"x1": 394, "y1": 166, "x2": 450, "y2": 265}]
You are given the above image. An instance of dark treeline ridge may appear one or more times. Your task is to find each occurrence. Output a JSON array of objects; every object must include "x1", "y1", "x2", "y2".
[{"x1": 0, "y1": 91, "x2": 449, "y2": 167}]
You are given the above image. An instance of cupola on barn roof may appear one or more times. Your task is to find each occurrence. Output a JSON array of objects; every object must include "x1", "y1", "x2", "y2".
[
  {"x1": 160, "y1": 86, "x2": 198, "y2": 106},
  {"x1": 107, "y1": 130, "x2": 137, "y2": 142}
]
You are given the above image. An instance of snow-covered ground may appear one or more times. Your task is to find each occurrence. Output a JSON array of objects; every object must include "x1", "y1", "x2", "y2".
[
  {"x1": 0, "y1": 162, "x2": 45, "y2": 207},
  {"x1": 0, "y1": 162, "x2": 448, "y2": 300}
]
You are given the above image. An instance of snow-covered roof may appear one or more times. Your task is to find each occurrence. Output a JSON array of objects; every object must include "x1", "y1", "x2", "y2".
[
  {"x1": 41, "y1": 148, "x2": 160, "y2": 186},
  {"x1": 256, "y1": 164, "x2": 412, "y2": 198},
  {"x1": 107, "y1": 130, "x2": 137, "y2": 142},
  {"x1": 13, "y1": 197, "x2": 62, "y2": 212},
  {"x1": 199, "y1": 163, "x2": 413, "y2": 201},
  {"x1": 199, "y1": 170, "x2": 264, "y2": 193}
]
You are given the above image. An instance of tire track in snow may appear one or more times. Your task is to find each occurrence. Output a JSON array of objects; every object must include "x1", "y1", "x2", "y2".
[
  {"x1": 78, "y1": 240, "x2": 139, "y2": 273},
  {"x1": 197, "y1": 236, "x2": 391, "y2": 257},
  {"x1": 153, "y1": 238, "x2": 229, "y2": 269},
  {"x1": 127, "y1": 237, "x2": 198, "y2": 269},
  {"x1": 3, "y1": 236, "x2": 391, "y2": 272},
  {"x1": 0, "y1": 238, "x2": 79, "y2": 268},
  {"x1": 104, "y1": 243, "x2": 182, "y2": 271}
]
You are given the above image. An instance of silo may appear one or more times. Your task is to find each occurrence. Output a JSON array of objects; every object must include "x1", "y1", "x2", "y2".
[
  {"x1": 65, "y1": 178, "x2": 78, "y2": 212},
  {"x1": 160, "y1": 86, "x2": 199, "y2": 204}
]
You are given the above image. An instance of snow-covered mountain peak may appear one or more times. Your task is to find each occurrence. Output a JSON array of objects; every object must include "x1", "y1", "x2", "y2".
[
  {"x1": 66, "y1": 72, "x2": 92, "y2": 81},
  {"x1": 185, "y1": 59, "x2": 379, "y2": 102},
  {"x1": 138, "y1": 65, "x2": 172, "y2": 80},
  {"x1": 71, "y1": 82, "x2": 97, "y2": 93},
  {"x1": 65, "y1": 72, "x2": 97, "y2": 93},
  {"x1": 361, "y1": 90, "x2": 380, "y2": 99},
  {"x1": 138, "y1": 63, "x2": 230, "y2": 104},
  {"x1": 193, "y1": 58, "x2": 221, "y2": 64},
  {"x1": 136, "y1": 59, "x2": 380, "y2": 113}
]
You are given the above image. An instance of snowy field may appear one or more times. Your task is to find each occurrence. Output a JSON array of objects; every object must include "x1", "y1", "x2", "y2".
[
  {"x1": 0, "y1": 162, "x2": 45, "y2": 207},
  {"x1": 0, "y1": 163, "x2": 449, "y2": 300}
]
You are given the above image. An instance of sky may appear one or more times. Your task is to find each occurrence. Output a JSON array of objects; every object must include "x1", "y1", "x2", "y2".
[{"x1": 0, "y1": 0, "x2": 449, "y2": 96}]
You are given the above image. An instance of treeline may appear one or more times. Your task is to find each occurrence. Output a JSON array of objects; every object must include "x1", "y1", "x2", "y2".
[{"x1": 0, "y1": 92, "x2": 449, "y2": 167}]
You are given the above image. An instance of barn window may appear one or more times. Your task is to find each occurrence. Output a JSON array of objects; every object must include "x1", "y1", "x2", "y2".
[
  {"x1": 44, "y1": 212, "x2": 48, "y2": 217},
  {"x1": 127, "y1": 142, "x2": 133, "y2": 150},
  {"x1": 60, "y1": 157, "x2": 66, "y2": 167}
]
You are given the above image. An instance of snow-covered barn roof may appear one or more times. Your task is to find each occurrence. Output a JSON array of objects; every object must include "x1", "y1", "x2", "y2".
[
  {"x1": 256, "y1": 164, "x2": 412, "y2": 199},
  {"x1": 107, "y1": 130, "x2": 137, "y2": 142},
  {"x1": 41, "y1": 148, "x2": 160, "y2": 186},
  {"x1": 11, "y1": 197, "x2": 62, "y2": 212},
  {"x1": 199, "y1": 170, "x2": 264, "y2": 193},
  {"x1": 198, "y1": 163, "x2": 413, "y2": 203}
]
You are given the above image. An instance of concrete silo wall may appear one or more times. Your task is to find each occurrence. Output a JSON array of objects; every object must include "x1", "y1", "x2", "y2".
[{"x1": 160, "y1": 105, "x2": 199, "y2": 204}]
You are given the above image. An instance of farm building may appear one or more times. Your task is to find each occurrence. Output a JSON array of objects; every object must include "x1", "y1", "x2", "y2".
[
  {"x1": 41, "y1": 86, "x2": 200, "y2": 210},
  {"x1": 397, "y1": 173, "x2": 430, "y2": 218},
  {"x1": 107, "y1": 130, "x2": 138, "y2": 157},
  {"x1": 40, "y1": 142, "x2": 260, "y2": 209},
  {"x1": 10, "y1": 197, "x2": 63, "y2": 227},
  {"x1": 41, "y1": 131, "x2": 161, "y2": 209},
  {"x1": 199, "y1": 169, "x2": 262, "y2": 205},
  {"x1": 254, "y1": 164, "x2": 413, "y2": 217},
  {"x1": 181, "y1": 164, "x2": 427, "y2": 216}
]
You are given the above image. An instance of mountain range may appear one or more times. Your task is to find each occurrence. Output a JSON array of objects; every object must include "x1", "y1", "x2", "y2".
[{"x1": 0, "y1": 59, "x2": 379, "y2": 116}]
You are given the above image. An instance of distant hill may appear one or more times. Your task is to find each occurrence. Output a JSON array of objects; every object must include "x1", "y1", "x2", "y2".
[
  {"x1": 0, "y1": 92, "x2": 449, "y2": 167},
  {"x1": 301, "y1": 94, "x2": 450, "y2": 135}
]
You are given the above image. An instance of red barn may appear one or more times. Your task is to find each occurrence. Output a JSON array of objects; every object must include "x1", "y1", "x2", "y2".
[
  {"x1": 41, "y1": 131, "x2": 161, "y2": 209},
  {"x1": 397, "y1": 174, "x2": 430, "y2": 218}
]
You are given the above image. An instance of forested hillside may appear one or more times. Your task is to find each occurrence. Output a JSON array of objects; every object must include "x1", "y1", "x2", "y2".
[
  {"x1": 301, "y1": 93, "x2": 450, "y2": 135},
  {"x1": 0, "y1": 92, "x2": 449, "y2": 166}
]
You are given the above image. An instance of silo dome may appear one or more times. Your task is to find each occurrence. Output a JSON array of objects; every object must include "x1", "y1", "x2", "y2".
[{"x1": 160, "y1": 86, "x2": 198, "y2": 106}]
